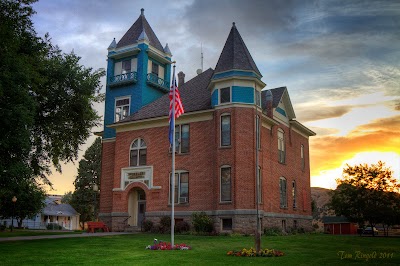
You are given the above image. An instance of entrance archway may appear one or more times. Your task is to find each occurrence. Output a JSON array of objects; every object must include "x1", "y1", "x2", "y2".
[{"x1": 128, "y1": 188, "x2": 146, "y2": 227}]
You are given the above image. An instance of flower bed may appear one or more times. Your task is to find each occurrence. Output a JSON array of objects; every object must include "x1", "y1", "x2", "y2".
[
  {"x1": 227, "y1": 247, "x2": 284, "y2": 257},
  {"x1": 146, "y1": 239, "x2": 191, "y2": 250}
]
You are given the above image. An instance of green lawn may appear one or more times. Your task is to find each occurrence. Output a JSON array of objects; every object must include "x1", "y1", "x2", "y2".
[
  {"x1": 0, "y1": 233, "x2": 398, "y2": 265},
  {"x1": 0, "y1": 229, "x2": 81, "y2": 238}
]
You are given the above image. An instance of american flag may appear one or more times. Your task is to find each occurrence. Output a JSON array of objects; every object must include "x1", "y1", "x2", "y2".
[{"x1": 169, "y1": 77, "x2": 184, "y2": 144}]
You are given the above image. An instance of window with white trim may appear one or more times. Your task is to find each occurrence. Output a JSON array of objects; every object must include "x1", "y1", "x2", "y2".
[
  {"x1": 130, "y1": 138, "x2": 147, "y2": 167},
  {"x1": 220, "y1": 166, "x2": 231, "y2": 202},
  {"x1": 279, "y1": 177, "x2": 287, "y2": 208},
  {"x1": 220, "y1": 87, "x2": 231, "y2": 104},
  {"x1": 301, "y1": 144, "x2": 305, "y2": 170},
  {"x1": 256, "y1": 115, "x2": 260, "y2": 150},
  {"x1": 255, "y1": 90, "x2": 261, "y2": 107},
  {"x1": 115, "y1": 97, "x2": 130, "y2": 122},
  {"x1": 169, "y1": 172, "x2": 189, "y2": 204},
  {"x1": 292, "y1": 180, "x2": 297, "y2": 209},
  {"x1": 151, "y1": 62, "x2": 159, "y2": 76},
  {"x1": 221, "y1": 115, "x2": 231, "y2": 146},
  {"x1": 174, "y1": 124, "x2": 190, "y2": 154},
  {"x1": 278, "y1": 129, "x2": 285, "y2": 163},
  {"x1": 257, "y1": 166, "x2": 262, "y2": 203}
]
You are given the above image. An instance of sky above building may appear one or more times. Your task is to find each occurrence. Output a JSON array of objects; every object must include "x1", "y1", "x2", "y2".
[{"x1": 31, "y1": 0, "x2": 400, "y2": 194}]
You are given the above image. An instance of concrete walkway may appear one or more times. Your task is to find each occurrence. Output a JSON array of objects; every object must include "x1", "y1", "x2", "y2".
[{"x1": 0, "y1": 232, "x2": 132, "y2": 242}]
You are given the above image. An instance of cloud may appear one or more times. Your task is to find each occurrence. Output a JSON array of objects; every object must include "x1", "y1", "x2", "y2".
[
  {"x1": 296, "y1": 104, "x2": 353, "y2": 122},
  {"x1": 310, "y1": 114, "x2": 400, "y2": 177}
]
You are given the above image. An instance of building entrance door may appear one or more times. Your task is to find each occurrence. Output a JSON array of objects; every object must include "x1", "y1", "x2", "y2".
[{"x1": 138, "y1": 202, "x2": 146, "y2": 227}]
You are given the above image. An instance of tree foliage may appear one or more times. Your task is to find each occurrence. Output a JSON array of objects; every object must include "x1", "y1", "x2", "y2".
[
  {"x1": 0, "y1": 0, "x2": 103, "y2": 219},
  {"x1": 329, "y1": 161, "x2": 400, "y2": 236},
  {"x1": 69, "y1": 138, "x2": 102, "y2": 227}
]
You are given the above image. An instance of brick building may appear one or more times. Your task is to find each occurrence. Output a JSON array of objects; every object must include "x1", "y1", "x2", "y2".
[{"x1": 99, "y1": 9, "x2": 316, "y2": 233}]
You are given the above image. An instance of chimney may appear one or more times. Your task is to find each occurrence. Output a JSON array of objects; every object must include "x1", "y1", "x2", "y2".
[
  {"x1": 262, "y1": 90, "x2": 273, "y2": 118},
  {"x1": 178, "y1": 71, "x2": 185, "y2": 86}
]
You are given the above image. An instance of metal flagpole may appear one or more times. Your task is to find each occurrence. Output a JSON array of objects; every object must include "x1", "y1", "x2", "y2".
[{"x1": 171, "y1": 64, "x2": 176, "y2": 247}]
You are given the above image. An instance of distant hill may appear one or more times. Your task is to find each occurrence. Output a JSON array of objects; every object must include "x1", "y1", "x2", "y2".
[{"x1": 311, "y1": 187, "x2": 334, "y2": 231}]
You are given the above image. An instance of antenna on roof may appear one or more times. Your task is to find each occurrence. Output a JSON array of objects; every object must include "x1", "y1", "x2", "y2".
[
  {"x1": 201, "y1": 43, "x2": 203, "y2": 71},
  {"x1": 196, "y1": 43, "x2": 203, "y2": 75}
]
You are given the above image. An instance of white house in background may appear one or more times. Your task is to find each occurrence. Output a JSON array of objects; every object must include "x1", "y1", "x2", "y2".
[{"x1": 1, "y1": 195, "x2": 80, "y2": 230}]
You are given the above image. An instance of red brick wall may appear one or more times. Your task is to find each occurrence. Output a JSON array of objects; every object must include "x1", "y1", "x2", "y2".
[{"x1": 99, "y1": 106, "x2": 313, "y2": 231}]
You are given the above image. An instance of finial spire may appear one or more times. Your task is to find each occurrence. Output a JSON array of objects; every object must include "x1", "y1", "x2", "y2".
[
  {"x1": 141, "y1": 8, "x2": 144, "y2": 16},
  {"x1": 232, "y1": 22, "x2": 236, "y2": 27}
]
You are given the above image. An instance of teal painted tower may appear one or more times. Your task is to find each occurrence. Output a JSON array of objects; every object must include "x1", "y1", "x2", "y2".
[
  {"x1": 104, "y1": 9, "x2": 172, "y2": 139},
  {"x1": 210, "y1": 22, "x2": 265, "y2": 108}
]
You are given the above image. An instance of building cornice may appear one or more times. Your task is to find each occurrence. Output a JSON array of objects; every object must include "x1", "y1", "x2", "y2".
[{"x1": 109, "y1": 109, "x2": 214, "y2": 133}]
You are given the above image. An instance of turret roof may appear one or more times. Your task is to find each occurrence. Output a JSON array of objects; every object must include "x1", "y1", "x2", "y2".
[
  {"x1": 116, "y1": 9, "x2": 165, "y2": 52},
  {"x1": 214, "y1": 23, "x2": 262, "y2": 76}
]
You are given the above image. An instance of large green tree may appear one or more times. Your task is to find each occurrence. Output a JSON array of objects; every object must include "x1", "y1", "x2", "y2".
[
  {"x1": 0, "y1": 0, "x2": 104, "y2": 220},
  {"x1": 70, "y1": 137, "x2": 102, "y2": 227},
  {"x1": 329, "y1": 161, "x2": 400, "y2": 236}
]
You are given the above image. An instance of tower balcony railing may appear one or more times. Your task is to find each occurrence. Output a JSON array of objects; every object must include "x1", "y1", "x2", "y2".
[
  {"x1": 146, "y1": 73, "x2": 169, "y2": 92},
  {"x1": 109, "y1": 71, "x2": 137, "y2": 87}
]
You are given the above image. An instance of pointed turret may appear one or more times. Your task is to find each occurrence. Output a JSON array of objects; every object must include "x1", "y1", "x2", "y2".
[
  {"x1": 214, "y1": 22, "x2": 261, "y2": 77},
  {"x1": 116, "y1": 8, "x2": 165, "y2": 52},
  {"x1": 164, "y1": 43, "x2": 172, "y2": 56},
  {"x1": 108, "y1": 38, "x2": 117, "y2": 50}
]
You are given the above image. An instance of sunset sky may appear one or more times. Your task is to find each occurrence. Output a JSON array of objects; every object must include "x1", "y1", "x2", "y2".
[{"x1": 31, "y1": 0, "x2": 400, "y2": 194}]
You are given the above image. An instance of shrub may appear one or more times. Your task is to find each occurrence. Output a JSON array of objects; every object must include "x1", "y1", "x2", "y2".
[
  {"x1": 159, "y1": 216, "x2": 171, "y2": 233},
  {"x1": 192, "y1": 212, "x2": 213, "y2": 233},
  {"x1": 0, "y1": 224, "x2": 6, "y2": 231},
  {"x1": 264, "y1": 227, "x2": 283, "y2": 236},
  {"x1": 142, "y1": 219, "x2": 153, "y2": 232},
  {"x1": 47, "y1": 223, "x2": 62, "y2": 230},
  {"x1": 175, "y1": 220, "x2": 190, "y2": 233}
]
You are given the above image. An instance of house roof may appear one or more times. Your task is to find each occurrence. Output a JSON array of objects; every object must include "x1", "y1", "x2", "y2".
[
  {"x1": 116, "y1": 9, "x2": 164, "y2": 53},
  {"x1": 42, "y1": 200, "x2": 79, "y2": 217},
  {"x1": 120, "y1": 68, "x2": 215, "y2": 123},
  {"x1": 214, "y1": 23, "x2": 262, "y2": 76},
  {"x1": 269, "y1": 87, "x2": 286, "y2": 108}
]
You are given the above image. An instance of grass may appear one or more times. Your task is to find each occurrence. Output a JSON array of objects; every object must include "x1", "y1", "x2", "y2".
[
  {"x1": 0, "y1": 233, "x2": 398, "y2": 265},
  {"x1": 0, "y1": 229, "x2": 81, "y2": 238}
]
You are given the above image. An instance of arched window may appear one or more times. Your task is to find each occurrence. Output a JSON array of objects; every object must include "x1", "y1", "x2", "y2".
[
  {"x1": 301, "y1": 144, "x2": 305, "y2": 170},
  {"x1": 130, "y1": 138, "x2": 147, "y2": 167},
  {"x1": 279, "y1": 177, "x2": 287, "y2": 208}
]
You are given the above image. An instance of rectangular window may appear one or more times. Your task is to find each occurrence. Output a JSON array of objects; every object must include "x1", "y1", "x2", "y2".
[
  {"x1": 278, "y1": 129, "x2": 285, "y2": 163},
  {"x1": 220, "y1": 167, "x2": 231, "y2": 202},
  {"x1": 152, "y1": 62, "x2": 159, "y2": 76},
  {"x1": 256, "y1": 115, "x2": 260, "y2": 150},
  {"x1": 115, "y1": 97, "x2": 130, "y2": 122},
  {"x1": 292, "y1": 181, "x2": 297, "y2": 209},
  {"x1": 174, "y1": 124, "x2": 190, "y2": 154},
  {"x1": 122, "y1": 60, "x2": 131, "y2": 74},
  {"x1": 280, "y1": 178, "x2": 287, "y2": 208},
  {"x1": 221, "y1": 115, "x2": 231, "y2": 146},
  {"x1": 255, "y1": 90, "x2": 261, "y2": 107},
  {"x1": 257, "y1": 166, "x2": 262, "y2": 203},
  {"x1": 222, "y1": 218, "x2": 233, "y2": 230},
  {"x1": 220, "y1": 87, "x2": 230, "y2": 104},
  {"x1": 301, "y1": 144, "x2": 305, "y2": 170},
  {"x1": 169, "y1": 172, "x2": 189, "y2": 204}
]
